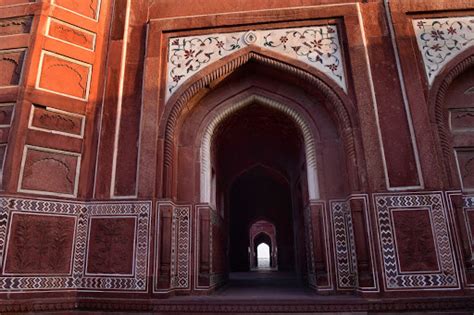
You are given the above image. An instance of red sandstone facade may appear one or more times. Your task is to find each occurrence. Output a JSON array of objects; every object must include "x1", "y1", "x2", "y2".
[{"x1": 0, "y1": 0, "x2": 473, "y2": 313}]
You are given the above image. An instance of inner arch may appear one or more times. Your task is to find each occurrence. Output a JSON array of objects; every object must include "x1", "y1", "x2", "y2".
[{"x1": 200, "y1": 94, "x2": 319, "y2": 203}]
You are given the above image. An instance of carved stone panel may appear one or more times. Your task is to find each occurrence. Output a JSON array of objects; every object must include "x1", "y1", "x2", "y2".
[
  {"x1": 0, "y1": 16, "x2": 33, "y2": 36},
  {"x1": 29, "y1": 105, "x2": 85, "y2": 138},
  {"x1": 392, "y1": 209, "x2": 439, "y2": 272},
  {"x1": 0, "y1": 104, "x2": 14, "y2": 127},
  {"x1": 19, "y1": 146, "x2": 81, "y2": 197},
  {"x1": 450, "y1": 109, "x2": 474, "y2": 132},
  {"x1": 3, "y1": 213, "x2": 75, "y2": 275},
  {"x1": 375, "y1": 193, "x2": 458, "y2": 290},
  {"x1": 86, "y1": 217, "x2": 136, "y2": 275},
  {"x1": 52, "y1": 0, "x2": 101, "y2": 20},
  {"x1": 0, "y1": 49, "x2": 26, "y2": 87},
  {"x1": 455, "y1": 149, "x2": 474, "y2": 191},
  {"x1": 36, "y1": 51, "x2": 91, "y2": 100},
  {"x1": 47, "y1": 18, "x2": 96, "y2": 51}
]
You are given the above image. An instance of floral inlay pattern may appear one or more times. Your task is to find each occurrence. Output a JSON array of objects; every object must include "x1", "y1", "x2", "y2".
[
  {"x1": 166, "y1": 25, "x2": 346, "y2": 101},
  {"x1": 413, "y1": 16, "x2": 474, "y2": 86}
]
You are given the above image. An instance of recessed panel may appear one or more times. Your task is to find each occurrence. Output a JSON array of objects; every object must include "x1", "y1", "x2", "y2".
[
  {"x1": 0, "y1": 49, "x2": 26, "y2": 87},
  {"x1": 450, "y1": 109, "x2": 474, "y2": 132},
  {"x1": 455, "y1": 149, "x2": 474, "y2": 191},
  {"x1": 86, "y1": 217, "x2": 136, "y2": 275},
  {"x1": 19, "y1": 146, "x2": 81, "y2": 197},
  {"x1": 36, "y1": 51, "x2": 91, "y2": 100},
  {"x1": 0, "y1": 103, "x2": 14, "y2": 127},
  {"x1": 392, "y1": 209, "x2": 439, "y2": 273},
  {"x1": 29, "y1": 105, "x2": 85, "y2": 138},
  {"x1": 0, "y1": 16, "x2": 33, "y2": 36},
  {"x1": 47, "y1": 18, "x2": 96, "y2": 51},
  {"x1": 4, "y1": 213, "x2": 75, "y2": 275}
]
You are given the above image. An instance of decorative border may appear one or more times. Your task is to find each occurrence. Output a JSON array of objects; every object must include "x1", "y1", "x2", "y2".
[
  {"x1": 166, "y1": 25, "x2": 347, "y2": 101},
  {"x1": 155, "y1": 202, "x2": 191, "y2": 293},
  {"x1": 0, "y1": 197, "x2": 151, "y2": 292},
  {"x1": 374, "y1": 192, "x2": 459, "y2": 290},
  {"x1": 35, "y1": 50, "x2": 92, "y2": 101},
  {"x1": 17, "y1": 145, "x2": 82, "y2": 198},
  {"x1": 170, "y1": 206, "x2": 190, "y2": 289},
  {"x1": 45, "y1": 17, "x2": 97, "y2": 52},
  {"x1": 28, "y1": 105, "x2": 86, "y2": 139},
  {"x1": 329, "y1": 200, "x2": 358, "y2": 290},
  {"x1": 80, "y1": 203, "x2": 150, "y2": 291},
  {"x1": 465, "y1": 195, "x2": 474, "y2": 209}
]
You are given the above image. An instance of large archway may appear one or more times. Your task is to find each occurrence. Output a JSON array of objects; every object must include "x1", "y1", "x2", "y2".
[
  {"x1": 170, "y1": 57, "x2": 358, "y2": 293},
  {"x1": 214, "y1": 100, "x2": 309, "y2": 289}
]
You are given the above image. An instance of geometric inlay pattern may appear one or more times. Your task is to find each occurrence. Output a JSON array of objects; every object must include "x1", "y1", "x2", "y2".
[
  {"x1": 375, "y1": 193, "x2": 459, "y2": 290},
  {"x1": 413, "y1": 16, "x2": 474, "y2": 86},
  {"x1": 170, "y1": 206, "x2": 190, "y2": 289},
  {"x1": 464, "y1": 195, "x2": 474, "y2": 252},
  {"x1": 0, "y1": 197, "x2": 151, "y2": 292},
  {"x1": 329, "y1": 200, "x2": 358, "y2": 289},
  {"x1": 166, "y1": 25, "x2": 346, "y2": 101},
  {"x1": 465, "y1": 195, "x2": 474, "y2": 209}
]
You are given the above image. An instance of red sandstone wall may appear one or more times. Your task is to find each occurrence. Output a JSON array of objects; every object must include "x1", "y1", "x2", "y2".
[
  {"x1": 0, "y1": 0, "x2": 473, "y2": 312},
  {"x1": 0, "y1": 0, "x2": 111, "y2": 199}
]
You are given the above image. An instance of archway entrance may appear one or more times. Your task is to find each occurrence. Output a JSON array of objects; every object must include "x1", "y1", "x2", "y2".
[
  {"x1": 249, "y1": 220, "x2": 277, "y2": 271},
  {"x1": 213, "y1": 102, "x2": 309, "y2": 288},
  {"x1": 170, "y1": 59, "x2": 356, "y2": 294}
]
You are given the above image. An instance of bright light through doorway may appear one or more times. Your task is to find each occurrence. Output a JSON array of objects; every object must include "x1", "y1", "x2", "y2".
[{"x1": 257, "y1": 243, "x2": 270, "y2": 269}]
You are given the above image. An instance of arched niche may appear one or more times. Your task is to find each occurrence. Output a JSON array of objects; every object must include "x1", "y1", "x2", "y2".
[
  {"x1": 429, "y1": 48, "x2": 474, "y2": 190},
  {"x1": 159, "y1": 49, "x2": 364, "y2": 200},
  {"x1": 200, "y1": 94, "x2": 319, "y2": 202}
]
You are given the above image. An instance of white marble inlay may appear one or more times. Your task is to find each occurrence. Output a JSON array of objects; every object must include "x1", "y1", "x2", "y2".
[
  {"x1": 413, "y1": 16, "x2": 474, "y2": 86},
  {"x1": 166, "y1": 25, "x2": 347, "y2": 101}
]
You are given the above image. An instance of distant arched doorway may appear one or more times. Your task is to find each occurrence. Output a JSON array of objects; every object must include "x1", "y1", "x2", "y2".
[{"x1": 249, "y1": 220, "x2": 277, "y2": 271}]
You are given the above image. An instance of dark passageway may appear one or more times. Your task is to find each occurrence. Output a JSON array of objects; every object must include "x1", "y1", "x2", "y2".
[{"x1": 213, "y1": 103, "x2": 309, "y2": 287}]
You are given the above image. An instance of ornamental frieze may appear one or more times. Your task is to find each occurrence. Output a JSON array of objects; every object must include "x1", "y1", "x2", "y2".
[
  {"x1": 413, "y1": 16, "x2": 474, "y2": 86},
  {"x1": 166, "y1": 25, "x2": 347, "y2": 101}
]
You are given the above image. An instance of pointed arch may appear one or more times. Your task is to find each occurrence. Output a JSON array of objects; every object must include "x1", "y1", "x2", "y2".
[
  {"x1": 200, "y1": 94, "x2": 319, "y2": 202},
  {"x1": 429, "y1": 47, "x2": 474, "y2": 187},
  {"x1": 160, "y1": 49, "x2": 361, "y2": 197}
]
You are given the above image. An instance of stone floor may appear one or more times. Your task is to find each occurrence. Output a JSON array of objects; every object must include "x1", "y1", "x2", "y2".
[
  {"x1": 178, "y1": 271, "x2": 319, "y2": 301},
  {"x1": 18, "y1": 272, "x2": 474, "y2": 314}
]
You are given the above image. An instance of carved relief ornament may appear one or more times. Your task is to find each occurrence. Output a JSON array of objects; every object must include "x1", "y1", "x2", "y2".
[
  {"x1": 166, "y1": 25, "x2": 347, "y2": 101},
  {"x1": 413, "y1": 16, "x2": 474, "y2": 86}
]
